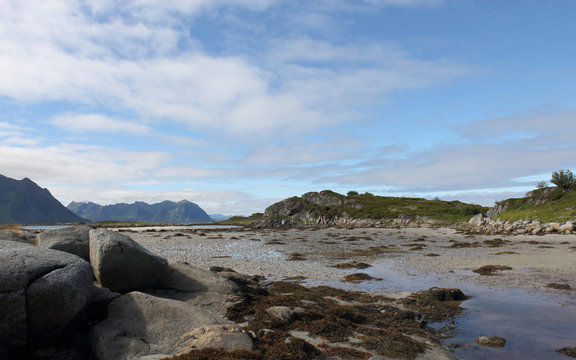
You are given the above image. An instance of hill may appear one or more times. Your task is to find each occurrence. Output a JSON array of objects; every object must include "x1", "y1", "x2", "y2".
[
  {"x1": 68, "y1": 200, "x2": 212, "y2": 224},
  {"x1": 0, "y1": 174, "x2": 87, "y2": 224},
  {"x1": 245, "y1": 190, "x2": 486, "y2": 226},
  {"x1": 489, "y1": 187, "x2": 576, "y2": 223}
]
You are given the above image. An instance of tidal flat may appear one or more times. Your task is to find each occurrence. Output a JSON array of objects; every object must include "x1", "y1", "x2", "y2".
[{"x1": 126, "y1": 226, "x2": 576, "y2": 359}]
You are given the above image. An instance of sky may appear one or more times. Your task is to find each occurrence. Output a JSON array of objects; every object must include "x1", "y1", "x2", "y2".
[{"x1": 1, "y1": 0, "x2": 575, "y2": 216}]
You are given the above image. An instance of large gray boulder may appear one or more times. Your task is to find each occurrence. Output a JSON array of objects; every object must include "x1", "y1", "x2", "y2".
[
  {"x1": 36, "y1": 225, "x2": 92, "y2": 260},
  {"x1": 89, "y1": 229, "x2": 169, "y2": 293},
  {"x1": 91, "y1": 291, "x2": 253, "y2": 360},
  {"x1": 0, "y1": 230, "x2": 21, "y2": 242},
  {"x1": 0, "y1": 229, "x2": 35, "y2": 244},
  {"x1": 0, "y1": 241, "x2": 94, "y2": 348}
]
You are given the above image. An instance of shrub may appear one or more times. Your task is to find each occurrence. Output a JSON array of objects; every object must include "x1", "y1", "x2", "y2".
[
  {"x1": 347, "y1": 190, "x2": 359, "y2": 196},
  {"x1": 550, "y1": 169, "x2": 576, "y2": 192},
  {"x1": 536, "y1": 181, "x2": 548, "y2": 189}
]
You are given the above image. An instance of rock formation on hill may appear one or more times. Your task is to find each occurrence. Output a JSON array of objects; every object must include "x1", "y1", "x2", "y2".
[
  {"x1": 259, "y1": 190, "x2": 485, "y2": 227},
  {"x1": 68, "y1": 200, "x2": 212, "y2": 223},
  {"x1": 0, "y1": 174, "x2": 87, "y2": 224}
]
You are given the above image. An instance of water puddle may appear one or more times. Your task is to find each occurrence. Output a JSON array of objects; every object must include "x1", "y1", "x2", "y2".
[
  {"x1": 302, "y1": 259, "x2": 575, "y2": 359},
  {"x1": 362, "y1": 259, "x2": 576, "y2": 359}
]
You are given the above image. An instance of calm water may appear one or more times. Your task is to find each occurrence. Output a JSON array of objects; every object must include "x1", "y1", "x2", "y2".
[
  {"x1": 303, "y1": 259, "x2": 575, "y2": 359},
  {"x1": 21, "y1": 225, "x2": 72, "y2": 231},
  {"x1": 364, "y1": 259, "x2": 576, "y2": 360}
]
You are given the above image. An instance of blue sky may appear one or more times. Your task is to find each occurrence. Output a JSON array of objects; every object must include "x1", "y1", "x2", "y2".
[{"x1": 1, "y1": 0, "x2": 575, "y2": 215}]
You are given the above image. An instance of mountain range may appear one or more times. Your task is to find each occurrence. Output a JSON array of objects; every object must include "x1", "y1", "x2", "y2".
[
  {"x1": 67, "y1": 200, "x2": 213, "y2": 224},
  {"x1": 0, "y1": 174, "x2": 87, "y2": 224}
]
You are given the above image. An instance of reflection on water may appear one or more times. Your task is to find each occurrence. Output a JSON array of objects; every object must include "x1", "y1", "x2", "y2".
[
  {"x1": 362, "y1": 259, "x2": 576, "y2": 360},
  {"x1": 302, "y1": 258, "x2": 575, "y2": 359},
  {"x1": 22, "y1": 225, "x2": 72, "y2": 231}
]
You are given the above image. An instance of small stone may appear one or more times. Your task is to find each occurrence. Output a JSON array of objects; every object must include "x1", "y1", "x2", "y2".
[{"x1": 475, "y1": 336, "x2": 506, "y2": 347}]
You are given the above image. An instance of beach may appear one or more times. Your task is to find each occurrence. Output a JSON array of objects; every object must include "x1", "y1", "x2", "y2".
[
  {"x1": 124, "y1": 225, "x2": 576, "y2": 359},
  {"x1": 128, "y1": 226, "x2": 576, "y2": 296}
]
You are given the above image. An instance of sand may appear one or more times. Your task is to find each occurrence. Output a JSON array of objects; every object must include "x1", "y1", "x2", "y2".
[{"x1": 126, "y1": 226, "x2": 576, "y2": 298}]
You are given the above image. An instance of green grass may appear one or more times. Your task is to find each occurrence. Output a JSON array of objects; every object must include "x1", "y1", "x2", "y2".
[
  {"x1": 344, "y1": 193, "x2": 485, "y2": 223},
  {"x1": 497, "y1": 188, "x2": 576, "y2": 223},
  {"x1": 219, "y1": 213, "x2": 264, "y2": 225},
  {"x1": 266, "y1": 191, "x2": 487, "y2": 224}
]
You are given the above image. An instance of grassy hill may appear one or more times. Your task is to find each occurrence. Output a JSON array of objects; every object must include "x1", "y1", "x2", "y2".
[
  {"x1": 224, "y1": 190, "x2": 487, "y2": 225},
  {"x1": 495, "y1": 187, "x2": 576, "y2": 223}
]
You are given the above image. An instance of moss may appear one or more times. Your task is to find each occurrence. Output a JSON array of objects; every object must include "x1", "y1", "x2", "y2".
[
  {"x1": 286, "y1": 252, "x2": 306, "y2": 261},
  {"x1": 448, "y1": 242, "x2": 474, "y2": 248},
  {"x1": 329, "y1": 262, "x2": 372, "y2": 269},
  {"x1": 361, "y1": 333, "x2": 427, "y2": 359},
  {"x1": 402, "y1": 288, "x2": 467, "y2": 323},
  {"x1": 292, "y1": 317, "x2": 355, "y2": 342},
  {"x1": 317, "y1": 344, "x2": 372, "y2": 360},
  {"x1": 473, "y1": 265, "x2": 513, "y2": 275},
  {"x1": 342, "y1": 273, "x2": 381, "y2": 283},
  {"x1": 483, "y1": 238, "x2": 505, "y2": 247},
  {"x1": 557, "y1": 347, "x2": 576, "y2": 358},
  {"x1": 546, "y1": 283, "x2": 571, "y2": 290},
  {"x1": 165, "y1": 348, "x2": 261, "y2": 360},
  {"x1": 224, "y1": 281, "x2": 464, "y2": 360}
]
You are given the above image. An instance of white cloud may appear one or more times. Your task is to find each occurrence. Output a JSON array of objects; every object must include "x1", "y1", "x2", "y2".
[
  {"x1": 0, "y1": 144, "x2": 168, "y2": 184},
  {"x1": 49, "y1": 114, "x2": 152, "y2": 134},
  {"x1": 319, "y1": 108, "x2": 576, "y2": 192},
  {"x1": 0, "y1": 1, "x2": 474, "y2": 141}
]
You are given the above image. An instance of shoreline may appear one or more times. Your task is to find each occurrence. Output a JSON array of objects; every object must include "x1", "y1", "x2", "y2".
[
  {"x1": 128, "y1": 226, "x2": 576, "y2": 298},
  {"x1": 124, "y1": 225, "x2": 576, "y2": 359}
]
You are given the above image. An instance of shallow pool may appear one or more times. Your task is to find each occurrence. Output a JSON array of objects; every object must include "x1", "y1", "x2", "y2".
[{"x1": 364, "y1": 259, "x2": 576, "y2": 359}]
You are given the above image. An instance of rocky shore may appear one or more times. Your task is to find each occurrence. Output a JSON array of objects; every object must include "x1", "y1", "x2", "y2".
[
  {"x1": 459, "y1": 213, "x2": 576, "y2": 235},
  {"x1": 0, "y1": 226, "x2": 475, "y2": 360}
]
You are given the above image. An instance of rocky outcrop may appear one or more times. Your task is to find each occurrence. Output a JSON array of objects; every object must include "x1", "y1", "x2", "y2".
[
  {"x1": 259, "y1": 213, "x2": 443, "y2": 229},
  {"x1": 0, "y1": 229, "x2": 36, "y2": 244},
  {"x1": 89, "y1": 229, "x2": 169, "y2": 292},
  {"x1": 2, "y1": 227, "x2": 250, "y2": 359},
  {"x1": 36, "y1": 225, "x2": 92, "y2": 260},
  {"x1": 460, "y1": 217, "x2": 576, "y2": 235},
  {"x1": 0, "y1": 229, "x2": 23, "y2": 242},
  {"x1": 91, "y1": 291, "x2": 253, "y2": 360},
  {"x1": 0, "y1": 241, "x2": 94, "y2": 348},
  {"x1": 87, "y1": 229, "x2": 249, "y2": 360}
]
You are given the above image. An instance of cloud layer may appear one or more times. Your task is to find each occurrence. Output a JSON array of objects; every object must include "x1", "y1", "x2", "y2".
[{"x1": 1, "y1": 0, "x2": 574, "y2": 214}]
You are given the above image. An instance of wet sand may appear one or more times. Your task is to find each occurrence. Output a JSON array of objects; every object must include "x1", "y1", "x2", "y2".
[
  {"x1": 128, "y1": 226, "x2": 576, "y2": 297},
  {"x1": 125, "y1": 225, "x2": 576, "y2": 359}
]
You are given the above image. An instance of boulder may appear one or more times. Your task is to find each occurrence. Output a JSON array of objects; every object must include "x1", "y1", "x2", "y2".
[
  {"x1": 162, "y1": 261, "x2": 238, "y2": 295},
  {"x1": 0, "y1": 241, "x2": 94, "y2": 348},
  {"x1": 475, "y1": 336, "x2": 506, "y2": 347},
  {"x1": 89, "y1": 229, "x2": 169, "y2": 293},
  {"x1": 468, "y1": 213, "x2": 486, "y2": 226},
  {"x1": 548, "y1": 222, "x2": 561, "y2": 231},
  {"x1": 179, "y1": 324, "x2": 254, "y2": 352},
  {"x1": 558, "y1": 223, "x2": 574, "y2": 233},
  {"x1": 0, "y1": 230, "x2": 20, "y2": 242},
  {"x1": 91, "y1": 292, "x2": 253, "y2": 360},
  {"x1": 265, "y1": 306, "x2": 301, "y2": 324},
  {"x1": 36, "y1": 225, "x2": 92, "y2": 260},
  {"x1": 0, "y1": 230, "x2": 34, "y2": 244}
]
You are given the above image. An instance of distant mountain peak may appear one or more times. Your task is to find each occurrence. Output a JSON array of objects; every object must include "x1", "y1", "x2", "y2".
[
  {"x1": 67, "y1": 200, "x2": 212, "y2": 224},
  {"x1": 0, "y1": 174, "x2": 87, "y2": 224}
]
